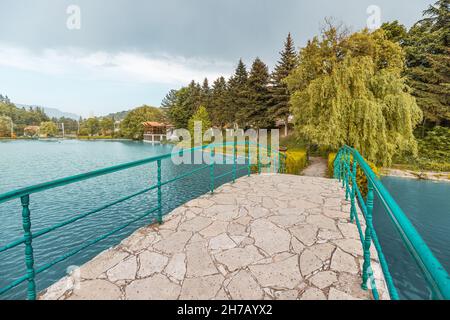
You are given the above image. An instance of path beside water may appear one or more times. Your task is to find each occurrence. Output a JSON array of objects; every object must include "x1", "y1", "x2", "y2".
[{"x1": 40, "y1": 174, "x2": 388, "y2": 300}]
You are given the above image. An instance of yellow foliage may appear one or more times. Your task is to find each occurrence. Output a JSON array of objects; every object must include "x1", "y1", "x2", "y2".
[
  {"x1": 327, "y1": 152, "x2": 337, "y2": 178},
  {"x1": 285, "y1": 150, "x2": 308, "y2": 175}
]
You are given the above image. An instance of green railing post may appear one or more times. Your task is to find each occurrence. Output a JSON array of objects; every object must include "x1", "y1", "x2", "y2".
[
  {"x1": 246, "y1": 139, "x2": 251, "y2": 177},
  {"x1": 21, "y1": 195, "x2": 36, "y2": 300},
  {"x1": 362, "y1": 180, "x2": 374, "y2": 290},
  {"x1": 345, "y1": 152, "x2": 350, "y2": 201},
  {"x1": 350, "y1": 160, "x2": 357, "y2": 223},
  {"x1": 157, "y1": 159, "x2": 162, "y2": 224},
  {"x1": 210, "y1": 147, "x2": 215, "y2": 193}
]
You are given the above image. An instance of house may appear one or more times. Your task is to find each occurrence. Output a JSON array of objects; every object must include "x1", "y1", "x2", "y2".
[
  {"x1": 23, "y1": 125, "x2": 40, "y2": 138},
  {"x1": 142, "y1": 122, "x2": 174, "y2": 143}
]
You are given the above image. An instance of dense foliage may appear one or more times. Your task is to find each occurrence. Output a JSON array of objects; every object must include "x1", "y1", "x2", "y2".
[
  {"x1": 285, "y1": 28, "x2": 422, "y2": 166},
  {"x1": 120, "y1": 105, "x2": 164, "y2": 139},
  {"x1": 382, "y1": 0, "x2": 449, "y2": 128}
]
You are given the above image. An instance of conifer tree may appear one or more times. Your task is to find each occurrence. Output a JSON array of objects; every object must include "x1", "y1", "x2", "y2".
[
  {"x1": 269, "y1": 33, "x2": 298, "y2": 135},
  {"x1": 404, "y1": 0, "x2": 449, "y2": 127},
  {"x1": 244, "y1": 57, "x2": 272, "y2": 129},
  {"x1": 210, "y1": 77, "x2": 228, "y2": 127},
  {"x1": 226, "y1": 59, "x2": 249, "y2": 127}
]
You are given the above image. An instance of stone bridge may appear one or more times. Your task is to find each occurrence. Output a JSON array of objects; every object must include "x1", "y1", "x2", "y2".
[{"x1": 40, "y1": 174, "x2": 389, "y2": 300}]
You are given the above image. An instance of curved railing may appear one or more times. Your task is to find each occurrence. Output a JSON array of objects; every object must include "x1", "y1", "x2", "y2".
[
  {"x1": 333, "y1": 145, "x2": 450, "y2": 300},
  {"x1": 0, "y1": 141, "x2": 285, "y2": 300}
]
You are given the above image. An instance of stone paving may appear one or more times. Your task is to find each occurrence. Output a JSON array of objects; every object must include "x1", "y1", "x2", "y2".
[
  {"x1": 39, "y1": 174, "x2": 389, "y2": 300},
  {"x1": 301, "y1": 157, "x2": 328, "y2": 177}
]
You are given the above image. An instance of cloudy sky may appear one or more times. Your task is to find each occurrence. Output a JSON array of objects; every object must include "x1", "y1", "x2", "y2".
[{"x1": 0, "y1": 0, "x2": 434, "y2": 117}]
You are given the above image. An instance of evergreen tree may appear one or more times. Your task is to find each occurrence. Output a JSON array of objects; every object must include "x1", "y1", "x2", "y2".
[
  {"x1": 210, "y1": 77, "x2": 228, "y2": 127},
  {"x1": 403, "y1": 0, "x2": 450, "y2": 127},
  {"x1": 269, "y1": 33, "x2": 298, "y2": 135},
  {"x1": 227, "y1": 59, "x2": 249, "y2": 127},
  {"x1": 166, "y1": 81, "x2": 202, "y2": 128},
  {"x1": 201, "y1": 78, "x2": 212, "y2": 112},
  {"x1": 244, "y1": 57, "x2": 272, "y2": 129}
]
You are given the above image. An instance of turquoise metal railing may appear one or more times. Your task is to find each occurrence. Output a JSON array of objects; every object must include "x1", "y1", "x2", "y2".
[
  {"x1": 0, "y1": 141, "x2": 285, "y2": 300},
  {"x1": 333, "y1": 145, "x2": 450, "y2": 300}
]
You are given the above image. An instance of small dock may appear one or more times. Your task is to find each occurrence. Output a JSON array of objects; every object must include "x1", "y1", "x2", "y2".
[{"x1": 40, "y1": 174, "x2": 388, "y2": 300}]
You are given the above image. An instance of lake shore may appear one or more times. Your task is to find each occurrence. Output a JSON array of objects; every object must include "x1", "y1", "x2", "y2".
[{"x1": 382, "y1": 168, "x2": 450, "y2": 182}]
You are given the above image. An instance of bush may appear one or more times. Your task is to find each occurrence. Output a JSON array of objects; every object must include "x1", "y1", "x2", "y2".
[
  {"x1": 285, "y1": 150, "x2": 308, "y2": 175},
  {"x1": 332, "y1": 152, "x2": 379, "y2": 197},
  {"x1": 327, "y1": 152, "x2": 337, "y2": 178}
]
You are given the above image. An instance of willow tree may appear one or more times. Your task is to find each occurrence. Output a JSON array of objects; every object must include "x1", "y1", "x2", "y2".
[{"x1": 286, "y1": 28, "x2": 422, "y2": 166}]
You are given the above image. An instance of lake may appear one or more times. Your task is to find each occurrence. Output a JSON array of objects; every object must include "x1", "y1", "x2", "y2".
[
  {"x1": 0, "y1": 140, "x2": 448, "y2": 300},
  {"x1": 0, "y1": 140, "x2": 246, "y2": 299},
  {"x1": 373, "y1": 176, "x2": 450, "y2": 300}
]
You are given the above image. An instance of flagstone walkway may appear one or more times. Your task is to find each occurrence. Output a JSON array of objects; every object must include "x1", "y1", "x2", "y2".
[{"x1": 39, "y1": 174, "x2": 389, "y2": 300}]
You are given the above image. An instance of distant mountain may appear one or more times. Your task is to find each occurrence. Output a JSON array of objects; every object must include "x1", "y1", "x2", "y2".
[{"x1": 15, "y1": 104, "x2": 80, "y2": 120}]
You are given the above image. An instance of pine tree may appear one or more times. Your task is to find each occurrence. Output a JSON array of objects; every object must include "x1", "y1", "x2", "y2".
[
  {"x1": 269, "y1": 33, "x2": 298, "y2": 135},
  {"x1": 227, "y1": 59, "x2": 249, "y2": 128},
  {"x1": 404, "y1": 0, "x2": 450, "y2": 128},
  {"x1": 201, "y1": 78, "x2": 212, "y2": 112},
  {"x1": 210, "y1": 77, "x2": 228, "y2": 127},
  {"x1": 244, "y1": 57, "x2": 272, "y2": 129}
]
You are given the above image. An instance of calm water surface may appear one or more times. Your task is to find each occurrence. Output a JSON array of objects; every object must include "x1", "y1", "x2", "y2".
[
  {"x1": 373, "y1": 176, "x2": 450, "y2": 300},
  {"x1": 0, "y1": 140, "x2": 245, "y2": 299}
]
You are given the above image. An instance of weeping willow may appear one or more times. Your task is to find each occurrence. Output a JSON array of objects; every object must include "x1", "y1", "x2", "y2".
[{"x1": 288, "y1": 29, "x2": 422, "y2": 166}]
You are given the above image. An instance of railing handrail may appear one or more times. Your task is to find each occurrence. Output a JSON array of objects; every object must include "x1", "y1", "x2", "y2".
[
  {"x1": 0, "y1": 141, "x2": 284, "y2": 205},
  {"x1": 0, "y1": 140, "x2": 285, "y2": 299},
  {"x1": 336, "y1": 145, "x2": 450, "y2": 300}
]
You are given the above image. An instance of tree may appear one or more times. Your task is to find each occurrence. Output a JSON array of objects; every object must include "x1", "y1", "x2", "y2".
[
  {"x1": 403, "y1": 0, "x2": 450, "y2": 127},
  {"x1": 244, "y1": 57, "x2": 272, "y2": 129},
  {"x1": 166, "y1": 81, "x2": 202, "y2": 129},
  {"x1": 120, "y1": 105, "x2": 164, "y2": 139},
  {"x1": 286, "y1": 27, "x2": 422, "y2": 166},
  {"x1": 188, "y1": 105, "x2": 212, "y2": 139},
  {"x1": 210, "y1": 77, "x2": 228, "y2": 127},
  {"x1": 381, "y1": 21, "x2": 408, "y2": 44},
  {"x1": 201, "y1": 78, "x2": 212, "y2": 110},
  {"x1": 40, "y1": 121, "x2": 58, "y2": 137},
  {"x1": 270, "y1": 33, "x2": 298, "y2": 135},
  {"x1": 227, "y1": 59, "x2": 249, "y2": 127},
  {"x1": 83, "y1": 117, "x2": 100, "y2": 136},
  {"x1": 100, "y1": 117, "x2": 114, "y2": 136},
  {"x1": 0, "y1": 115, "x2": 11, "y2": 137}
]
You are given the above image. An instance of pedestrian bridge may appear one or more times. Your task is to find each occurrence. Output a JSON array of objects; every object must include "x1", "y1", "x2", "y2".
[
  {"x1": 0, "y1": 144, "x2": 449, "y2": 300},
  {"x1": 39, "y1": 174, "x2": 388, "y2": 300}
]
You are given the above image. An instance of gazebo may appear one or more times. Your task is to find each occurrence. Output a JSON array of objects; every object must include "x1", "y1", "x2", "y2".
[{"x1": 142, "y1": 122, "x2": 173, "y2": 143}]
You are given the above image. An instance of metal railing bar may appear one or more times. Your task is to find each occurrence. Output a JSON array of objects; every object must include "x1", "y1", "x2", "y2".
[
  {"x1": 0, "y1": 206, "x2": 160, "y2": 296},
  {"x1": 0, "y1": 184, "x2": 159, "y2": 254},
  {"x1": 344, "y1": 146, "x2": 450, "y2": 300}
]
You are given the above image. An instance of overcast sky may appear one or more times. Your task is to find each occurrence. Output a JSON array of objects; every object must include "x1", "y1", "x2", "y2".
[{"x1": 0, "y1": 0, "x2": 434, "y2": 117}]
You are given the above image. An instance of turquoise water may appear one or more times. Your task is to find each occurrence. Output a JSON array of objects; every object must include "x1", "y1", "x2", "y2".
[
  {"x1": 373, "y1": 176, "x2": 450, "y2": 300},
  {"x1": 0, "y1": 140, "x2": 244, "y2": 299}
]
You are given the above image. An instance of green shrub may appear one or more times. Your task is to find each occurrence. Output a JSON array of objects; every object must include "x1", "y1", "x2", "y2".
[{"x1": 285, "y1": 150, "x2": 308, "y2": 175}]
